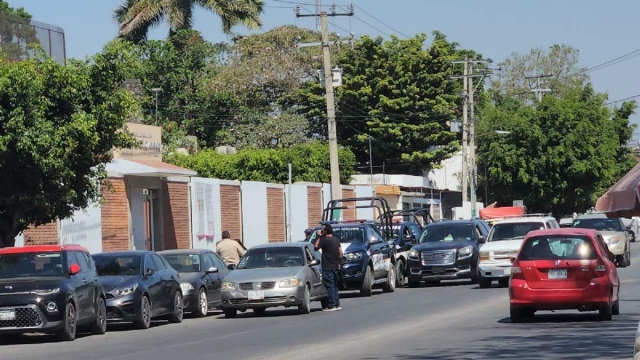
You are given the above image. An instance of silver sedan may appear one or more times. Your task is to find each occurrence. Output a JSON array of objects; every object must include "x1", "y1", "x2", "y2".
[{"x1": 220, "y1": 242, "x2": 327, "y2": 317}]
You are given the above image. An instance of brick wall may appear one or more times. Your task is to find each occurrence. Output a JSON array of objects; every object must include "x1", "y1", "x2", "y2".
[
  {"x1": 342, "y1": 189, "x2": 356, "y2": 220},
  {"x1": 162, "y1": 181, "x2": 190, "y2": 250},
  {"x1": 267, "y1": 188, "x2": 285, "y2": 242},
  {"x1": 101, "y1": 178, "x2": 129, "y2": 251},
  {"x1": 23, "y1": 222, "x2": 59, "y2": 246},
  {"x1": 220, "y1": 184, "x2": 242, "y2": 241},
  {"x1": 307, "y1": 187, "x2": 322, "y2": 229}
]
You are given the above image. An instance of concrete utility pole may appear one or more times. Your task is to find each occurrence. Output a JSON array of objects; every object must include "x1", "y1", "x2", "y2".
[
  {"x1": 296, "y1": 5, "x2": 354, "y2": 202},
  {"x1": 526, "y1": 74, "x2": 552, "y2": 102},
  {"x1": 461, "y1": 61, "x2": 469, "y2": 203},
  {"x1": 468, "y1": 64, "x2": 476, "y2": 218}
]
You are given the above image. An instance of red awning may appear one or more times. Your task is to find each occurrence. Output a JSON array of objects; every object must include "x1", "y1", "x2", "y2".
[
  {"x1": 595, "y1": 161, "x2": 640, "y2": 218},
  {"x1": 479, "y1": 206, "x2": 524, "y2": 220}
]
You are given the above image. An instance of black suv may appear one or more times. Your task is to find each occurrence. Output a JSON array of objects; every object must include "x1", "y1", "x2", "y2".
[
  {"x1": 0, "y1": 244, "x2": 107, "y2": 341},
  {"x1": 407, "y1": 219, "x2": 490, "y2": 287},
  {"x1": 307, "y1": 197, "x2": 397, "y2": 297}
]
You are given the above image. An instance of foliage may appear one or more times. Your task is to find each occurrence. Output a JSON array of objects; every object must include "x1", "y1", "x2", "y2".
[
  {"x1": 166, "y1": 141, "x2": 356, "y2": 184},
  {"x1": 216, "y1": 109, "x2": 310, "y2": 149},
  {"x1": 114, "y1": 0, "x2": 264, "y2": 43},
  {"x1": 477, "y1": 84, "x2": 637, "y2": 217},
  {"x1": 0, "y1": 40, "x2": 140, "y2": 247},
  {"x1": 0, "y1": 0, "x2": 38, "y2": 61},
  {"x1": 286, "y1": 32, "x2": 481, "y2": 175}
]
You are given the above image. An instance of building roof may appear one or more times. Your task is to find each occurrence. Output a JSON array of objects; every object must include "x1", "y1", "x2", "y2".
[{"x1": 106, "y1": 158, "x2": 196, "y2": 177}]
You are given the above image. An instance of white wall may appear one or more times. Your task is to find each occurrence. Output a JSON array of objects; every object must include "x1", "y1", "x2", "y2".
[
  {"x1": 241, "y1": 181, "x2": 268, "y2": 248},
  {"x1": 190, "y1": 178, "x2": 222, "y2": 251},
  {"x1": 59, "y1": 202, "x2": 103, "y2": 254},
  {"x1": 14, "y1": 233, "x2": 24, "y2": 247},
  {"x1": 287, "y1": 184, "x2": 309, "y2": 241},
  {"x1": 428, "y1": 151, "x2": 463, "y2": 191},
  {"x1": 355, "y1": 186, "x2": 375, "y2": 219}
]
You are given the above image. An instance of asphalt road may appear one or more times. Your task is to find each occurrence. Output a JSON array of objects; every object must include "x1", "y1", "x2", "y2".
[{"x1": 4, "y1": 244, "x2": 640, "y2": 360}]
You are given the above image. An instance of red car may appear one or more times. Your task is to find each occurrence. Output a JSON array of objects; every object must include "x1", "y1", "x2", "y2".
[{"x1": 509, "y1": 228, "x2": 620, "y2": 322}]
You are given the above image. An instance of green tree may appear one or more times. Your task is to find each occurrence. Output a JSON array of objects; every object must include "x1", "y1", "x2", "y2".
[
  {"x1": 166, "y1": 141, "x2": 356, "y2": 184},
  {"x1": 114, "y1": 0, "x2": 264, "y2": 44},
  {"x1": 216, "y1": 109, "x2": 310, "y2": 149},
  {"x1": 0, "y1": 40, "x2": 140, "y2": 247},
  {"x1": 287, "y1": 32, "x2": 481, "y2": 175},
  {"x1": 0, "y1": 0, "x2": 38, "y2": 61}
]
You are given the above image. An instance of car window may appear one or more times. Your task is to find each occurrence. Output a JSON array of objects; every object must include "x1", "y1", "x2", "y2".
[
  {"x1": 308, "y1": 226, "x2": 367, "y2": 244},
  {"x1": 237, "y1": 247, "x2": 305, "y2": 269},
  {"x1": 151, "y1": 254, "x2": 167, "y2": 271},
  {"x1": 72, "y1": 251, "x2": 90, "y2": 272},
  {"x1": 202, "y1": 253, "x2": 215, "y2": 271},
  {"x1": 573, "y1": 218, "x2": 624, "y2": 231},
  {"x1": 487, "y1": 222, "x2": 545, "y2": 241},
  {"x1": 208, "y1": 253, "x2": 226, "y2": 270},
  {"x1": 83, "y1": 252, "x2": 97, "y2": 272},
  {"x1": 163, "y1": 253, "x2": 201, "y2": 272},
  {"x1": 304, "y1": 247, "x2": 314, "y2": 263},
  {"x1": 0, "y1": 251, "x2": 64, "y2": 278},
  {"x1": 93, "y1": 254, "x2": 142, "y2": 276},
  {"x1": 519, "y1": 236, "x2": 597, "y2": 261},
  {"x1": 408, "y1": 223, "x2": 422, "y2": 239},
  {"x1": 369, "y1": 225, "x2": 385, "y2": 243},
  {"x1": 145, "y1": 255, "x2": 157, "y2": 272},
  {"x1": 419, "y1": 224, "x2": 473, "y2": 243}
]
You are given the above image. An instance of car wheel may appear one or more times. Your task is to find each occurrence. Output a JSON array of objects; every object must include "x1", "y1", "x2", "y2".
[
  {"x1": 498, "y1": 278, "x2": 509, "y2": 287},
  {"x1": 298, "y1": 286, "x2": 311, "y2": 314},
  {"x1": 253, "y1": 308, "x2": 266, "y2": 316},
  {"x1": 395, "y1": 260, "x2": 406, "y2": 288},
  {"x1": 478, "y1": 277, "x2": 492, "y2": 289},
  {"x1": 612, "y1": 299, "x2": 620, "y2": 316},
  {"x1": 90, "y1": 297, "x2": 107, "y2": 335},
  {"x1": 194, "y1": 288, "x2": 208, "y2": 318},
  {"x1": 626, "y1": 247, "x2": 631, "y2": 267},
  {"x1": 223, "y1": 307, "x2": 237, "y2": 318},
  {"x1": 382, "y1": 264, "x2": 396, "y2": 293},
  {"x1": 510, "y1": 307, "x2": 524, "y2": 323},
  {"x1": 599, "y1": 301, "x2": 613, "y2": 321},
  {"x1": 168, "y1": 292, "x2": 184, "y2": 323},
  {"x1": 134, "y1": 295, "x2": 152, "y2": 329},
  {"x1": 471, "y1": 264, "x2": 480, "y2": 284},
  {"x1": 56, "y1": 302, "x2": 77, "y2": 341},
  {"x1": 408, "y1": 280, "x2": 421, "y2": 288},
  {"x1": 360, "y1": 266, "x2": 373, "y2": 297}
]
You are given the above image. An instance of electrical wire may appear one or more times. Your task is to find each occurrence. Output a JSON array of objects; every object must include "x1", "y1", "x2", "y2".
[{"x1": 353, "y1": 4, "x2": 410, "y2": 38}]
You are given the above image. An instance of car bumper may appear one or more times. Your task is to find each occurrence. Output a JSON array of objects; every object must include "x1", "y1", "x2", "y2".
[
  {"x1": 509, "y1": 279, "x2": 611, "y2": 310},
  {"x1": 221, "y1": 286, "x2": 306, "y2": 310},
  {"x1": 340, "y1": 261, "x2": 367, "y2": 288},
  {"x1": 105, "y1": 294, "x2": 141, "y2": 322},
  {"x1": 0, "y1": 304, "x2": 64, "y2": 335},
  {"x1": 182, "y1": 292, "x2": 198, "y2": 312},
  {"x1": 407, "y1": 255, "x2": 475, "y2": 281},
  {"x1": 479, "y1": 262, "x2": 512, "y2": 278}
]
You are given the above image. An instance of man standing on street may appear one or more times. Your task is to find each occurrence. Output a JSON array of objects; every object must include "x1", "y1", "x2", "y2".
[
  {"x1": 216, "y1": 230, "x2": 246, "y2": 266},
  {"x1": 314, "y1": 224, "x2": 343, "y2": 311}
]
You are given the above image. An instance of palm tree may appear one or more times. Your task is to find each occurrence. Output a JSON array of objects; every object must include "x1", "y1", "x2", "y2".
[{"x1": 114, "y1": 0, "x2": 264, "y2": 43}]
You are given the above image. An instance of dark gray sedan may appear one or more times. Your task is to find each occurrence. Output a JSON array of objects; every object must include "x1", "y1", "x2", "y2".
[{"x1": 220, "y1": 242, "x2": 327, "y2": 317}]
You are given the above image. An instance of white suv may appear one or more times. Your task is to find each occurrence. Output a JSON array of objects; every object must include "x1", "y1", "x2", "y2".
[{"x1": 478, "y1": 216, "x2": 559, "y2": 288}]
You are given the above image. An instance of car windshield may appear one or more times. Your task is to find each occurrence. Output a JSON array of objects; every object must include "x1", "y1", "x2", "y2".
[
  {"x1": 0, "y1": 252, "x2": 63, "y2": 278},
  {"x1": 488, "y1": 222, "x2": 545, "y2": 241},
  {"x1": 419, "y1": 224, "x2": 473, "y2": 243},
  {"x1": 308, "y1": 227, "x2": 367, "y2": 244},
  {"x1": 572, "y1": 218, "x2": 623, "y2": 232},
  {"x1": 519, "y1": 236, "x2": 597, "y2": 260},
  {"x1": 237, "y1": 247, "x2": 304, "y2": 269},
  {"x1": 162, "y1": 254, "x2": 201, "y2": 273},
  {"x1": 93, "y1": 255, "x2": 142, "y2": 276}
]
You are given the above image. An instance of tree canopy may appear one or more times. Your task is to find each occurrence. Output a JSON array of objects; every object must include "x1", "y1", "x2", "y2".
[{"x1": 0, "y1": 0, "x2": 38, "y2": 61}]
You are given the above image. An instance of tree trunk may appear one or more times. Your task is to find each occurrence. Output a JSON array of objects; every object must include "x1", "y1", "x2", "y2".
[
  {"x1": 0, "y1": 230, "x2": 19, "y2": 248},
  {"x1": 0, "y1": 214, "x2": 23, "y2": 248}
]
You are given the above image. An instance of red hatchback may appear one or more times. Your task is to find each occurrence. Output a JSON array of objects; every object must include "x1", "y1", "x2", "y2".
[{"x1": 509, "y1": 228, "x2": 620, "y2": 322}]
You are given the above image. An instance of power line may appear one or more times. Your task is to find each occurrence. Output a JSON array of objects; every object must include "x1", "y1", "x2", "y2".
[
  {"x1": 353, "y1": 4, "x2": 410, "y2": 38},
  {"x1": 351, "y1": 15, "x2": 392, "y2": 37},
  {"x1": 606, "y1": 94, "x2": 640, "y2": 105},
  {"x1": 582, "y1": 48, "x2": 640, "y2": 74}
]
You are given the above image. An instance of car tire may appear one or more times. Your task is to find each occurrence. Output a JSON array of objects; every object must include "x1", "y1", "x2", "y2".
[
  {"x1": 612, "y1": 300, "x2": 620, "y2": 316},
  {"x1": 510, "y1": 307, "x2": 524, "y2": 323},
  {"x1": 395, "y1": 260, "x2": 406, "y2": 288},
  {"x1": 360, "y1": 266, "x2": 373, "y2": 297},
  {"x1": 90, "y1": 297, "x2": 107, "y2": 335},
  {"x1": 253, "y1": 308, "x2": 266, "y2": 316},
  {"x1": 498, "y1": 278, "x2": 509, "y2": 287},
  {"x1": 167, "y1": 292, "x2": 184, "y2": 323},
  {"x1": 382, "y1": 264, "x2": 396, "y2": 293},
  {"x1": 134, "y1": 295, "x2": 152, "y2": 329},
  {"x1": 56, "y1": 302, "x2": 77, "y2": 341},
  {"x1": 194, "y1": 288, "x2": 208, "y2": 318},
  {"x1": 479, "y1": 277, "x2": 492, "y2": 289},
  {"x1": 471, "y1": 265, "x2": 480, "y2": 284},
  {"x1": 626, "y1": 246, "x2": 631, "y2": 267},
  {"x1": 298, "y1": 286, "x2": 311, "y2": 314},
  {"x1": 599, "y1": 302, "x2": 613, "y2": 321},
  {"x1": 223, "y1": 308, "x2": 237, "y2": 318},
  {"x1": 408, "y1": 280, "x2": 421, "y2": 288}
]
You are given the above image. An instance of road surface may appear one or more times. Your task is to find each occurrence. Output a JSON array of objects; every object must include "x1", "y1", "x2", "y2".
[{"x1": 3, "y1": 244, "x2": 640, "y2": 360}]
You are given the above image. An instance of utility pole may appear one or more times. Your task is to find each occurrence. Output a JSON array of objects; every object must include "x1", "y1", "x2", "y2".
[
  {"x1": 468, "y1": 64, "x2": 477, "y2": 218},
  {"x1": 151, "y1": 88, "x2": 161, "y2": 125},
  {"x1": 296, "y1": 5, "x2": 354, "y2": 202},
  {"x1": 368, "y1": 136, "x2": 373, "y2": 185},
  {"x1": 461, "y1": 61, "x2": 469, "y2": 203},
  {"x1": 526, "y1": 74, "x2": 552, "y2": 102}
]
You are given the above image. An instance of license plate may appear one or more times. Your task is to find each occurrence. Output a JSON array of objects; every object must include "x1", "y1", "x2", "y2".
[
  {"x1": 0, "y1": 310, "x2": 16, "y2": 321},
  {"x1": 248, "y1": 291, "x2": 264, "y2": 301},
  {"x1": 548, "y1": 269, "x2": 567, "y2": 279},
  {"x1": 432, "y1": 267, "x2": 444, "y2": 274}
]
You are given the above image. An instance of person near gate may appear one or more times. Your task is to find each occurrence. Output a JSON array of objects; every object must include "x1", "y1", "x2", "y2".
[
  {"x1": 216, "y1": 230, "x2": 246, "y2": 266},
  {"x1": 314, "y1": 224, "x2": 343, "y2": 311}
]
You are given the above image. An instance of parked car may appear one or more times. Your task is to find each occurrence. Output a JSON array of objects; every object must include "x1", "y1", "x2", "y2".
[
  {"x1": 622, "y1": 217, "x2": 639, "y2": 242},
  {"x1": 509, "y1": 228, "x2": 620, "y2": 322},
  {"x1": 0, "y1": 245, "x2": 107, "y2": 341},
  {"x1": 478, "y1": 215, "x2": 559, "y2": 288},
  {"x1": 572, "y1": 213, "x2": 631, "y2": 267},
  {"x1": 406, "y1": 219, "x2": 490, "y2": 287},
  {"x1": 220, "y1": 242, "x2": 326, "y2": 318},
  {"x1": 92, "y1": 251, "x2": 183, "y2": 329},
  {"x1": 159, "y1": 249, "x2": 228, "y2": 317}
]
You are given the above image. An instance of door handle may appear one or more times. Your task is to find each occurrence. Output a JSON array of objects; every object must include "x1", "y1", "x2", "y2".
[{"x1": 82, "y1": 278, "x2": 87, "y2": 283}]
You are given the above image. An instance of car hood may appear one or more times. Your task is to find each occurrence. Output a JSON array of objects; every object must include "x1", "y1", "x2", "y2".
[
  {"x1": 480, "y1": 239, "x2": 524, "y2": 252},
  {"x1": 99, "y1": 275, "x2": 140, "y2": 292},
  {"x1": 224, "y1": 267, "x2": 304, "y2": 283},
  {"x1": 412, "y1": 241, "x2": 475, "y2": 251},
  {"x1": 0, "y1": 277, "x2": 64, "y2": 294},
  {"x1": 600, "y1": 231, "x2": 626, "y2": 237}
]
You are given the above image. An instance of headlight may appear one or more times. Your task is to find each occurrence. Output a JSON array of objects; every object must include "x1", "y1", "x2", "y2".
[
  {"x1": 111, "y1": 284, "x2": 138, "y2": 297},
  {"x1": 279, "y1": 278, "x2": 302, "y2": 288},
  {"x1": 221, "y1": 282, "x2": 235, "y2": 290},
  {"x1": 344, "y1": 251, "x2": 363, "y2": 262},
  {"x1": 32, "y1": 288, "x2": 60, "y2": 295},
  {"x1": 408, "y1": 249, "x2": 419, "y2": 258},
  {"x1": 479, "y1": 251, "x2": 490, "y2": 261},
  {"x1": 180, "y1": 282, "x2": 194, "y2": 294},
  {"x1": 458, "y1": 246, "x2": 473, "y2": 257},
  {"x1": 608, "y1": 236, "x2": 623, "y2": 244}
]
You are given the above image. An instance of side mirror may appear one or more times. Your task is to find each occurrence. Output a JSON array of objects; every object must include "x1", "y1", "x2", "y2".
[
  {"x1": 509, "y1": 257, "x2": 516, "y2": 264},
  {"x1": 145, "y1": 268, "x2": 155, "y2": 276},
  {"x1": 478, "y1": 236, "x2": 486, "y2": 244},
  {"x1": 68, "y1": 264, "x2": 81, "y2": 275},
  {"x1": 626, "y1": 226, "x2": 631, "y2": 231},
  {"x1": 227, "y1": 263, "x2": 236, "y2": 271},
  {"x1": 369, "y1": 237, "x2": 381, "y2": 245},
  {"x1": 309, "y1": 259, "x2": 320, "y2": 266},
  {"x1": 206, "y1": 267, "x2": 218, "y2": 274}
]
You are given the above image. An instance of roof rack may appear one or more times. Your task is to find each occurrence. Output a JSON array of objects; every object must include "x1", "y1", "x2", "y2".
[
  {"x1": 322, "y1": 197, "x2": 393, "y2": 240},
  {"x1": 521, "y1": 213, "x2": 553, "y2": 217},
  {"x1": 377, "y1": 208, "x2": 436, "y2": 227}
]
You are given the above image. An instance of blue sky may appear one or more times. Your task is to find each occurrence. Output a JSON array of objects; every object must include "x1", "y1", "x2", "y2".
[{"x1": 10, "y1": 0, "x2": 640, "y2": 142}]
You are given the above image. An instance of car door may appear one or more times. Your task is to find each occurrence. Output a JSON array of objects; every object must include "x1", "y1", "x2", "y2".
[
  {"x1": 596, "y1": 234, "x2": 619, "y2": 295},
  {"x1": 202, "y1": 253, "x2": 221, "y2": 304},
  {"x1": 142, "y1": 255, "x2": 163, "y2": 315},
  {"x1": 65, "y1": 251, "x2": 93, "y2": 322},
  {"x1": 151, "y1": 254, "x2": 175, "y2": 313},
  {"x1": 77, "y1": 251, "x2": 99, "y2": 320},
  {"x1": 304, "y1": 246, "x2": 323, "y2": 296},
  {"x1": 368, "y1": 225, "x2": 391, "y2": 279}
]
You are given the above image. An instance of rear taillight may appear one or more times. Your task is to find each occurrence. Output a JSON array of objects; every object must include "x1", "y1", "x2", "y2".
[
  {"x1": 595, "y1": 265, "x2": 606, "y2": 272},
  {"x1": 593, "y1": 261, "x2": 607, "y2": 277},
  {"x1": 511, "y1": 261, "x2": 524, "y2": 279}
]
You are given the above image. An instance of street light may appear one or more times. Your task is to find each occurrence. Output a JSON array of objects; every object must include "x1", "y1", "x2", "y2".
[{"x1": 151, "y1": 88, "x2": 162, "y2": 125}]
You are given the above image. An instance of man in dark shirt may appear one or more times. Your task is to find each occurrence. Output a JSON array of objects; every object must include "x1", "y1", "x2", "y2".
[{"x1": 314, "y1": 224, "x2": 343, "y2": 311}]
